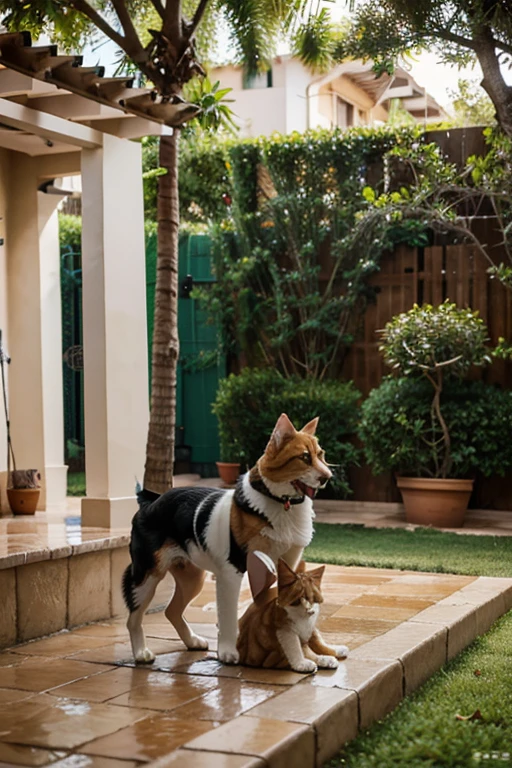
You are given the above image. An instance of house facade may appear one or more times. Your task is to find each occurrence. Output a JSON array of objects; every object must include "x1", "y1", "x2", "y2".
[{"x1": 210, "y1": 56, "x2": 445, "y2": 137}]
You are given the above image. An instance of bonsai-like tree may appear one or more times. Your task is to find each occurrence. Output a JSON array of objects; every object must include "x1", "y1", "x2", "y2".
[
  {"x1": 379, "y1": 301, "x2": 490, "y2": 478},
  {"x1": 0, "y1": 0, "x2": 319, "y2": 494}
]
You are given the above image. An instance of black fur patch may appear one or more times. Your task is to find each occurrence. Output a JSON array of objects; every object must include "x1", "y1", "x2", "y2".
[
  {"x1": 228, "y1": 529, "x2": 247, "y2": 574},
  {"x1": 122, "y1": 564, "x2": 136, "y2": 612},
  {"x1": 194, "y1": 491, "x2": 223, "y2": 548},
  {"x1": 233, "y1": 479, "x2": 270, "y2": 522}
]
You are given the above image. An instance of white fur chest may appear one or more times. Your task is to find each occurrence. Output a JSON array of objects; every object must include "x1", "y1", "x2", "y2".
[
  {"x1": 241, "y1": 474, "x2": 315, "y2": 552},
  {"x1": 285, "y1": 604, "x2": 319, "y2": 642}
]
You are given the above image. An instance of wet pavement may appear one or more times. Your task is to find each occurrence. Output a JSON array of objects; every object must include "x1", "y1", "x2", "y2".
[{"x1": 1, "y1": 564, "x2": 508, "y2": 768}]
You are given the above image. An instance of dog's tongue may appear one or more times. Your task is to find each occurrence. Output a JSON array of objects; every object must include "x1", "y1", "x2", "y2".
[{"x1": 293, "y1": 480, "x2": 316, "y2": 499}]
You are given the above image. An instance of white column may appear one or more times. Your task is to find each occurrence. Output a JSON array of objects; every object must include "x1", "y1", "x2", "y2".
[
  {"x1": 6, "y1": 153, "x2": 68, "y2": 509},
  {"x1": 81, "y1": 133, "x2": 149, "y2": 528},
  {"x1": 38, "y1": 192, "x2": 68, "y2": 505}
]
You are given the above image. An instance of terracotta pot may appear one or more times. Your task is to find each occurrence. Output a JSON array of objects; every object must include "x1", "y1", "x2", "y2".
[
  {"x1": 396, "y1": 476, "x2": 474, "y2": 528},
  {"x1": 216, "y1": 462, "x2": 241, "y2": 487},
  {"x1": 7, "y1": 488, "x2": 40, "y2": 515}
]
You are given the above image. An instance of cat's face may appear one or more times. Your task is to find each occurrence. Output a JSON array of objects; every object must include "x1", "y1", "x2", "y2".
[
  {"x1": 258, "y1": 413, "x2": 332, "y2": 498},
  {"x1": 277, "y1": 560, "x2": 325, "y2": 616}
]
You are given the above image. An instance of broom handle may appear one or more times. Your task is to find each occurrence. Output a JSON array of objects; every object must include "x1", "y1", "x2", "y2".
[{"x1": 0, "y1": 329, "x2": 16, "y2": 477}]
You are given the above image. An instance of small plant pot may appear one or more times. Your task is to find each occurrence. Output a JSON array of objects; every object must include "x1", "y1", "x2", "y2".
[
  {"x1": 216, "y1": 462, "x2": 241, "y2": 487},
  {"x1": 7, "y1": 488, "x2": 40, "y2": 515},
  {"x1": 396, "y1": 476, "x2": 474, "y2": 528}
]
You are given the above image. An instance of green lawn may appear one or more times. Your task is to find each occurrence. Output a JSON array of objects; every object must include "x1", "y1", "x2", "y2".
[
  {"x1": 306, "y1": 523, "x2": 512, "y2": 578},
  {"x1": 327, "y1": 611, "x2": 512, "y2": 768},
  {"x1": 67, "y1": 471, "x2": 86, "y2": 497},
  {"x1": 304, "y1": 523, "x2": 512, "y2": 768}
]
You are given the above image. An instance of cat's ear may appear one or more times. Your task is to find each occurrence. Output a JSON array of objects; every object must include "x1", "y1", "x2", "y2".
[
  {"x1": 296, "y1": 560, "x2": 306, "y2": 574},
  {"x1": 247, "y1": 551, "x2": 277, "y2": 600},
  {"x1": 266, "y1": 414, "x2": 296, "y2": 455},
  {"x1": 277, "y1": 559, "x2": 298, "y2": 589},
  {"x1": 300, "y1": 417, "x2": 319, "y2": 436},
  {"x1": 307, "y1": 565, "x2": 325, "y2": 587}
]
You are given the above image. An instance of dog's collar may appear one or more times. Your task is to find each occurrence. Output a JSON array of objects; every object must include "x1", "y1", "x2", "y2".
[{"x1": 249, "y1": 478, "x2": 305, "y2": 511}]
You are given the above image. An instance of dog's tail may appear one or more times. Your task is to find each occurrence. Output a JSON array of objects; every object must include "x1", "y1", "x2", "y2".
[
  {"x1": 122, "y1": 564, "x2": 137, "y2": 612},
  {"x1": 135, "y1": 480, "x2": 160, "y2": 511}
]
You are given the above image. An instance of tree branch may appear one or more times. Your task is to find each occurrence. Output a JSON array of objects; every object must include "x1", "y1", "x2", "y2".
[
  {"x1": 187, "y1": 0, "x2": 211, "y2": 40},
  {"x1": 69, "y1": 0, "x2": 125, "y2": 49},
  {"x1": 148, "y1": 0, "x2": 165, "y2": 21},
  {"x1": 110, "y1": 0, "x2": 147, "y2": 61}
]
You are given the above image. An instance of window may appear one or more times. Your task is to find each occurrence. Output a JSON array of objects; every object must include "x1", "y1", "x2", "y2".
[
  {"x1": 336, "y1": 97, "x2": 354, "y2": 127},
  {"x1": 242, "y1": 68, "x2": 273, "y2": 89}
]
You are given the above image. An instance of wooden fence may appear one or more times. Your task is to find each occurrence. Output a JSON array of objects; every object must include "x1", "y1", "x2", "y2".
[{"x1": 343, "y1": 222, "x2": 512, "y2": 509}]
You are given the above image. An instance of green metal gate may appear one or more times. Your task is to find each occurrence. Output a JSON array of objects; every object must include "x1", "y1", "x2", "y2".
[{"x1": 146, "y1": 233, "x2": 224, "y2": 475}]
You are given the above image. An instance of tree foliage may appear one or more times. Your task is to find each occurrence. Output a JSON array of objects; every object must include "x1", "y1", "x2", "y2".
[
  {"x1": 192, "y1": 126, "x2": 426, "y2": 380},
  {"x1": 379, "y1": 302, "x2": 491, "y2": 478},
  {"x1": 332, "y1": 0, "x2": 512, "y2": 137}
]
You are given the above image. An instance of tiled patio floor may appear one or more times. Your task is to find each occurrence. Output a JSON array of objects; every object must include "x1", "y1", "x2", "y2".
[
  {"x1": 1, "y1": 487, "x2": 511, "y2": 767},
  {"x1": 1, "y1": 564, "x2": 511, "y2": 768}
]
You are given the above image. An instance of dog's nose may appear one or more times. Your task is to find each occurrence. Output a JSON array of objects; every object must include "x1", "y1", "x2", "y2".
[{"x1": 318, "y1": 468, "x2": 332, "y2": 484}]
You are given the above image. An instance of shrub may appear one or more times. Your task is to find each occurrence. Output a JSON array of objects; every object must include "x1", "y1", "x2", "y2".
[
  {"x1": 379, "y1": 302, "x2": 491, "y2": 477},
  {"x1": 213, "y1": 368, "x2": 360, "y2": 496},
  {"x1": 59, "y1": 213, "x2": 81, "y2": 252},
  {"x1": 360, "y1": 377, "x2": 512, "y2": 479}
]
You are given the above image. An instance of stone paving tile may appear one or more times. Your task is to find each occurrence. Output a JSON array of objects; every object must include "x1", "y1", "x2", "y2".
[
  {"x1": 183, "y1": 715, "x2": 315, "y2": 768},
  {"x1": 48, "y1": 666, "x2": 154, "y2": 702},
  {"x1": 12, "y1": 633, "x2": 113, "y2": 658},
  {"x1": 168, "y1": 679, "x2": 281, "y2": 722},
  {"x1": 0, "y1": 697, "x2": 152, "y2": 750},
  {"x1": 149, "y1": 751, "x2": 265, "y2": 768},
  {"x1": 0, "y1": 742, "x2": 66, "y2": 766},
  {"x1": 0, "y1": 657, "x2": 113, "y2": 692},
  {"x1": 106, "y1": 671, "x2": 219, "y2": 710},
  {"x1": 52, "y1": 757, "x2": 140, "y2": 768},
  {"x1": 245, "y1": 683, "x2": 359, "y2": 766},
  {"x1": 81, "y1": 714, "x2": 216, "y2": 762}
]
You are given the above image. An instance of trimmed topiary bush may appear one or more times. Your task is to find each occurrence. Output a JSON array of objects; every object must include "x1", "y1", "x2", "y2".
[
  {"x1": 213, "y1": 368, "x2": 361, "y2": 496},
  {"x1": 360, "y1": 376, "x2": 512, "y2": 479},
  {"x1": 379, "y1": 301, "x2": 491, "y2": 478}
]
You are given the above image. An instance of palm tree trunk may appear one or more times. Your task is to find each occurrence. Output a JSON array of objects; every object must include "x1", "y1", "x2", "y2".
[{"x1": 143, "y1": 131, "x2": 180, "y2": 493}]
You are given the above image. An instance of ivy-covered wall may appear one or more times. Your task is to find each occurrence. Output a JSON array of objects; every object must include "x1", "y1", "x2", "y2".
[{"x1": 161, "y1": 126, "x2": 426, "y2": 380}]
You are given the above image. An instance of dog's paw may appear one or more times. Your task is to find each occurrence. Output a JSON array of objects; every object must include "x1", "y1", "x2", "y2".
[
  {"x1": 135, "y1": 647, "x2": 155, "y2": 664},
  {"x1": 334, "y1": 645, "x2": 349, "y2": 659},
  {"x1": 187, "y1": 633, "x2": 209, "y2": 651},
  {"x1": 316, "y1": 654, "x2": 339, "y2": 669},
  {"x1": 218, "y1": 646, "x2": 239, "y2": 665},
  {"x1": 292, "y1": 658, "x2": 317, "y2": 674}
]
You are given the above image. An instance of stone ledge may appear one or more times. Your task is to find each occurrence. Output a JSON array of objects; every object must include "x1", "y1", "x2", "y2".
[
  {"x1": 0, "y1": 544, "x2": 173, "y2": 649},
  {"x1": 146, "y1": 575, "x2": 512, "y2": 768}
]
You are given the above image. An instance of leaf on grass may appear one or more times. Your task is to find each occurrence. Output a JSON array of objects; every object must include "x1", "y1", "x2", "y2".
[
  {"x1": 474, "y1": 670, "x2": 482, "y2": 677},
  {"x1": 455, "y1": 709, "x2": 483, "y2": 721}
]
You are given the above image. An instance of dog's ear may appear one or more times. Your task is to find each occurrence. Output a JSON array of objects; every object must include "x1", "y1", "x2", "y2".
[
  {"x1": 266, "y1": 413, "x2": 296, "y2": 455},
  {"x1": 301, "y1": 417, "x2": 319, "y2": 436}
]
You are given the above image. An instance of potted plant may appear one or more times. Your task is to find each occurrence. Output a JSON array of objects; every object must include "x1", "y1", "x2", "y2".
[
  {"x1": 0, "y1": 331, "x2": 41, "y2": 515},
  {"x1": 360, "y1": 302, "x2": 500, "y2": 527}
]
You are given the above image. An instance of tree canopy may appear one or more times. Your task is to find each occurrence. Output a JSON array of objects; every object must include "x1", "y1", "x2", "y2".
[{"x1": 338, "y1": 0, "x2": 512, "y2": 136}]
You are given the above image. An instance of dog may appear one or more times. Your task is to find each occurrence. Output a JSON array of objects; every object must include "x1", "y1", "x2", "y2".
[{"x1": 123, "y1": 412, "x2": 333, "y2": 665}]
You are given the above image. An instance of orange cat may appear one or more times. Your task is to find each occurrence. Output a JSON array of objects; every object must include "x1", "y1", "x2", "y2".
[{"x1": 237, "y1": 560, "x2": 348, "y2": 673}]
